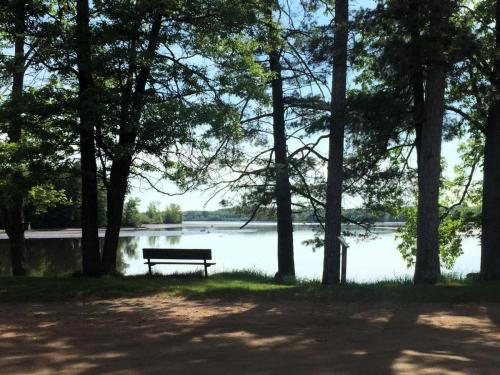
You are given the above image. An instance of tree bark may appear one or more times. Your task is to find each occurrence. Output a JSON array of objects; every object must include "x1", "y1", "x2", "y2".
[
  {"x1": 323, "y1": 0, "x2": 348, "y2": 285},
  {"x1": 76, "y1": 0, "x2": 101, "y2": 276},
  {"x1": 101, "y1": 160, "x2": 131, "y2": 273},
  {"x1": 100, "y1": 14, "x2": 162, "y2": 274},
  {"x1": 481, "y1": 0, "x2": 500, "y2": 280},
  {"x1": 1, "y1": 0, "x2": 28, "y2": 276},
  {"x1": 269, "y1": 47, "x2": 295, "y2": 277},
  {"x1": 409, "y1": 0, "x2": 424, "y2": 156},
  {"x1": 1, "y1": 203, "x2": 26, "y2": 276},
  {"x1": 414, "y1": 1, "x2": 450, "y2": 284}
]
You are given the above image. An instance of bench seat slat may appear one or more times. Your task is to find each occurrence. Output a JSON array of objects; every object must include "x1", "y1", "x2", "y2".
[
  {"x1": 143, "y1": 248, "x2": 215, "y2": 278},
  {"x1": 144, "y1": 261, "x2": 215, "y2": 266},
  {"x1": 143, "y1": 248, "x2": 212, "y2": 260}
]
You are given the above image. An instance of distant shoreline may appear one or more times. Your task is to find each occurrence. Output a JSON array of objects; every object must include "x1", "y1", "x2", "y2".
[{"x1": 0, "y1": 221, "x2": 404, "y2": 240}]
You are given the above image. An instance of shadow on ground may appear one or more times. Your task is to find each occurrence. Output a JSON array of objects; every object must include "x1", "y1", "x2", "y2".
[{"x1": 1, "y1": 297, "x2": 499, "y2": 374}]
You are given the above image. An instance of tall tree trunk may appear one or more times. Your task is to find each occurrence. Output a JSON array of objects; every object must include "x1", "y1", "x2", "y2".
[
  {"x1": 269, "y1": 48, "x2": 295, "y2": 277},
  {"x1": 76, "y1": 0, "x2": 101, "y2": 276},
  {"x1": 2, "y1": 0, "x2": 28, "y2": 276},
  {"x1": 101, "y1": 160, "x2": 131, "y2": 273},
  {"x1": 481, "y1": 0, "x2": 500, "y2": 280},
  {"x1": 409, "y1": 0, "x2": 424, "y2": 156},
  {"x1": 323, "y1": 0, "x2": 348, "y2": 285},
  {"x1": 1, "y1": 203, "x2": 26, "y2": 276},
  {"x1": 414, "y1": 1, "x2": 450, "y2": 284},
  {"x1": 100, "y1": 14, "x2": 162, "y2": 274}
]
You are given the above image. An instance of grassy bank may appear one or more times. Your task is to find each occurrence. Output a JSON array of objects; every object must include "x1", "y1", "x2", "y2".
[{"x1": 1, "y1": 271, "x2": 500, "y2": 303}]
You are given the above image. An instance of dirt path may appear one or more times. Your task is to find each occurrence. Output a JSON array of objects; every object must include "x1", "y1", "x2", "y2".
[{"x1": 1, "y1": 297, "x2": 499, "y2": 374}]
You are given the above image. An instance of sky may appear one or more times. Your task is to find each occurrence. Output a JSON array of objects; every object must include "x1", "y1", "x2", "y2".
[
  {"x1": 129, "y1": 178, "x2": 221, "y2": 212},
  {"x1": 129, "y1": 0, "x2": 467, "y2": 212},
  {"x1": 130, "y1": 139, "x2": 463, "y2": 212}
]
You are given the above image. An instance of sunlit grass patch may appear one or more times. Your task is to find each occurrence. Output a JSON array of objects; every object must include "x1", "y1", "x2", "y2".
[{"x1": 0, "y1": 271, "x2": 499, "y2": 303}]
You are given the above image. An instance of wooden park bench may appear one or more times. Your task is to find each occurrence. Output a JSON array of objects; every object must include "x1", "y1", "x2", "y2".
[{"x1": 142, "y1": 248, "x2": 215, "y2": 278}]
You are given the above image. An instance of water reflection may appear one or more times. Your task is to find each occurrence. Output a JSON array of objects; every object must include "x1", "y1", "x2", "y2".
[
  {"x1": 0, "y1": 238, "x2": 81, "y2": 276},
  {"x1": 147, "y1": 236, "x2": 159, "y2": 247},
  {"x1": 0, "y1": 229, "x2": 481, "y2": 280},
  {"x1": 0, "y1": 237, "x2": 140, "y2": 276},
  {"x1": 167, "y1": 236, "x2": 180, "y2": 245},
  {"x1": 116, "y1": 237, "x2": 140, "y2": 273}
]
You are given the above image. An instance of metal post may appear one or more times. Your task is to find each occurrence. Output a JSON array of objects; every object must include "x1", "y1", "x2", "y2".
[
  {"x1": 338, "y1": 236, "x2": 349, "y2": 285},
  {"x1": 341, "y1": 244, "x2": 347, "y2": 284}
]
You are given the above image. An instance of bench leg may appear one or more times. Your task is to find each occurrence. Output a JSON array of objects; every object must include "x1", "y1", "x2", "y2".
[
  {"x1": 148, "y1": 259, "x2": 152, "y2": 276},
  {"x1": 204, "y1": 259, "x2": 208, "y2": 278}
]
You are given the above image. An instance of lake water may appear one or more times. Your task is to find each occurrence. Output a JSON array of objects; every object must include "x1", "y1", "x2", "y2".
[{"x1": 0, "y1": 223, "x2": 482, "y2": 281}]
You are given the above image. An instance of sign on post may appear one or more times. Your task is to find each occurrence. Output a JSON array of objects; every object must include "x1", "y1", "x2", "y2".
[{"x1": 338, "y1": 236, "x2": 349, "y2": 285}]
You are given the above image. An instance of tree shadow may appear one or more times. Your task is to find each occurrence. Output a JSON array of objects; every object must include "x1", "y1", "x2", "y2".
[
  {"x1": 487, "y1": 303, "x2": 500, "y2": 328},
  {"x1": 355, "y1": 303, "x2": 499, "y2": 373},
  {"x1": 1, "y1": 298, "x2": 499, "y2": 374}
]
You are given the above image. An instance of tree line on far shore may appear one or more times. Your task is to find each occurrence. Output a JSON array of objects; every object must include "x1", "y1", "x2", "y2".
[
  {"x1": 1, "y1": 0, "x2": 500, "y2": 283},
  {"x1": 20, "y1": 197, "x2": 413, "y2": 228},
  {"x1": 183, "y1": 207, "x2": 407, "y2": 224}
]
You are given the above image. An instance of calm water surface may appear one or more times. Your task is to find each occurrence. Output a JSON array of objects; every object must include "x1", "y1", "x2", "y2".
[{"x1": 0, "y1": 224, "x2": 481, "y2": 281}]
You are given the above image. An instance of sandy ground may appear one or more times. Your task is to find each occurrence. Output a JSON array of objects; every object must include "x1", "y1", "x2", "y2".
[{"x1": 1, "y1": 297, "x2": 499, "y2": 374}]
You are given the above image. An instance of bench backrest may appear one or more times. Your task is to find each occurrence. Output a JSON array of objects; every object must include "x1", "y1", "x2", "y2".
[{"x1": 142, "y1": 248, "x2": 212, "y2": 260}]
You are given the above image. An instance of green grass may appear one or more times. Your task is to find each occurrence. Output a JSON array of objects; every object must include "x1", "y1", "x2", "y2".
[{"x1": 0, "y1": 270, "x2": 499, "y2": 303}]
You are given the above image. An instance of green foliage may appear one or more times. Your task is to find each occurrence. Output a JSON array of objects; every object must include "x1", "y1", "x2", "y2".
[
  {"x1": 395, "y1": 133, "x2": 483, "y2": 270},
  {"x1": 0, "y1": 86, "x2": 73, "y2": 210},
  {"x1": 122, "y1": 198, "x2": 142, "y2": 228},
  {"x1": 0, "y1": 0, "x2": 76, "y2": 239},
  {"x1": 52, "y1": 0, "x2": 269, "y2": 195},
  {"x1": 395, "y1": 208, "x2": 418, "y2": 268},
  {"x1": 26, "y1": 165, "x2": 108, "y2": 229},
  {"x1": 145, "y1": 201, "x2": 163, "y2": 224},
  {"x1": 396, "y1": 206, "x2": 474, "y2": 269},
  {"x1": 164, "y1": 204, "x2": 183, "y2": 224},
  {"x1": 27, "y1": 184, "x2": 70, "y2": 214},
  {"x1": 183, "y1": 206, "x2": 403, "y2": 223},
  {"x1": 439, "y1": 217, "x2": 466, "y2": 269}
]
